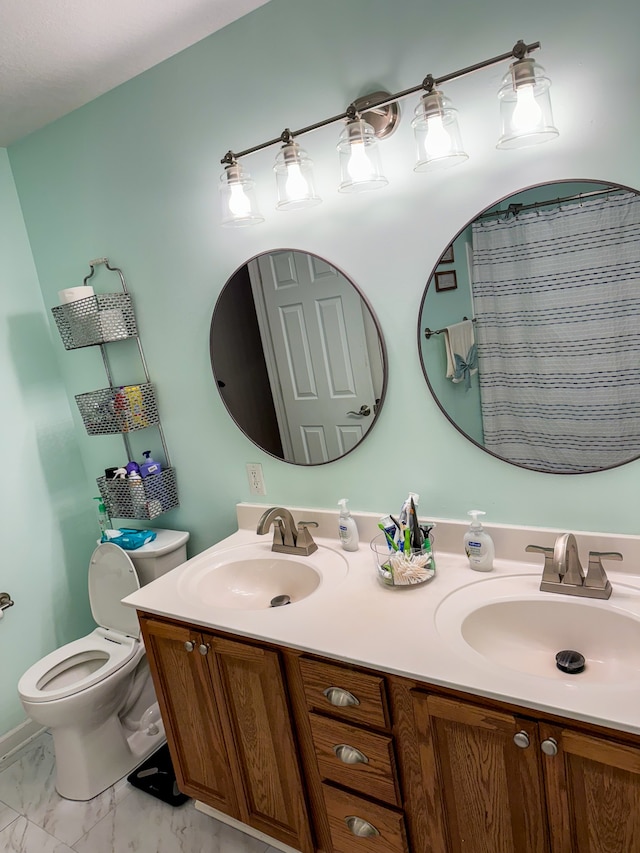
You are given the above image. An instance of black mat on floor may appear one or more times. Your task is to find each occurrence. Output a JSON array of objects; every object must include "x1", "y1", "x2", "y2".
[{"x1": 127, "y1": 743, "x2": 190, "y2": 807}]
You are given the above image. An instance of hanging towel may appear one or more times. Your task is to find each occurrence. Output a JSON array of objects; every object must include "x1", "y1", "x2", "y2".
[{"x1": 444, "y1": 320, "x2": 477, "y2": 391}]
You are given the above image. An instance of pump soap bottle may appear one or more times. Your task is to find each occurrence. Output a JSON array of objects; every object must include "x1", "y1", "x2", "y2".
[
  {"x1": 463, "y1": 510, "x2": 495, "y2": 571},
  {"x1": 338, "y1": 499, "x2": 359, "y2": 551}
]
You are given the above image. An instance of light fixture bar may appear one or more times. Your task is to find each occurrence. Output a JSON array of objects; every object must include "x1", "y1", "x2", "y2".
[{"x1": 221, "y1": 39, "x2": 541, "y2": 165}]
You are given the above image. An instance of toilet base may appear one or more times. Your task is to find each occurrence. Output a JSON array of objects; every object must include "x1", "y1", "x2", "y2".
[{"x1": 52, "y1": 712, "x2": 166, "y2": 801}]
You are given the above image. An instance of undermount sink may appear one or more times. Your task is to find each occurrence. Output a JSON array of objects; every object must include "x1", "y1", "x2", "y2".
[
  {"x1": 177, "y1": 541, "x2": 348, "y2": 611},
  {"x1": 435, "y1": 574, "x2": 640, "y2": 684}
]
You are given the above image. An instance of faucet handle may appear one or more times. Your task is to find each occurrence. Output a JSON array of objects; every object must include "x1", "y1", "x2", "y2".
[
  {"x1": 526, "y1": 544, "x2": 557, "y2": 582},
  {"x1": 586, "y1": 551, "x2": 622, "y2": 589},
  {"x1": 295, "y1": 521, "x2": 318, "y2": 556}
]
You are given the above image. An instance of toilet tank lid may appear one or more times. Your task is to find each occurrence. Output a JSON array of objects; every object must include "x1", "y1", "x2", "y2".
[{"x1": 127, "y1": 529, "x2": 189, "y2": 560}]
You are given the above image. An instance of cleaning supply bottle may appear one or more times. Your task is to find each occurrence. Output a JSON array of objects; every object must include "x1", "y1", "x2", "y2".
[
  {"x1": 93, "y1": 497, "x2": 111, "y2": 542},
  {"x1": 128, "y1": 470, "x2": 147, "y2": 517},
  {"x1": 140, "y1": 450, "x2": 161, "y2": 478},
  {"x1": 463, "y1": 510, "x2": 495, "y2": 571},
  {"x1": 338, "y1": 499, "x2": 359, "y2": 551}
]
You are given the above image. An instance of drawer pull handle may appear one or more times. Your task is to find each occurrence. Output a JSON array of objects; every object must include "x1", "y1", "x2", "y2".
[
  {"x1": 323, "y1": 687, "x2": 360, "y2": 708},
  {"x1": 345, "y1": 816, "x2": 380, "y2": 838},
  {"x1": 334, "y1": 744, "x2": 369, "y2": 765}
]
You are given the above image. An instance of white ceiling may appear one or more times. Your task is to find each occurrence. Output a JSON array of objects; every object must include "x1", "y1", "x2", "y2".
[{"x1": 0, "y1": 0, "x2": 271, "y2": 147}]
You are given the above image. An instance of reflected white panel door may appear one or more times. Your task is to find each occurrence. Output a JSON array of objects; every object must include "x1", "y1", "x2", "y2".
[{"x1": 249, "y1": 251, "x2": 377, "y2": 464}]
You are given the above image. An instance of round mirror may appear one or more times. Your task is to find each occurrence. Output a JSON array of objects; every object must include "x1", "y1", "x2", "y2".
[
  {"x1": 418, "y1": 179, "x2": 640, "y2": 474},
  {"x1": 211, "y1": 250, "x2": 386, "y2": 465}
]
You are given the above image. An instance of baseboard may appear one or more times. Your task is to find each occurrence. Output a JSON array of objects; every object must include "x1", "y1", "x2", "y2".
[
  {"x1": 194, "y1": 801, "x2": 302, "y2": 853},
  {"x1": 0, "y1": 718, "x2": 46, "y2": 765}
]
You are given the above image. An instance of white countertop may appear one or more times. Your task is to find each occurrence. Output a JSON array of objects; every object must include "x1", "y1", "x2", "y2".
[{"x1": 123, "y1": 503, "x2": 640, "y2": 738}]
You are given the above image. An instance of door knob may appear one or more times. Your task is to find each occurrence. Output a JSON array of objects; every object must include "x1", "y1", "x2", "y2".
[
  {"x1": 346, "y1": 404, "x2": 371, "y2": 417},
  {"x1": 184, "y1": 641, "x2": 195, "y2": 652},
  {"x1": 541, "y1": 738, "x2": 558, "y2": 756},
  {"x1": 513, "y1": 731, "x2": 530, "y2": 749},
  {"x1": 198, "y1": 643, "x2": 210, "y2": 656}
]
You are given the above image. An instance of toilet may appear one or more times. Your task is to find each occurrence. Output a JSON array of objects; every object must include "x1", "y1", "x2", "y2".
[{"x1": 18, "y1": 528, "x2": 189, "y2": 801}]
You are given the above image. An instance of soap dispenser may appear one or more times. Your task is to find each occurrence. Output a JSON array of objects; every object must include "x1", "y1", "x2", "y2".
[
  {"x1": 338, "y1": 498, "x2": 359, "y2": 551},
  {"x1": 463, "y1": 510, "x2": 495, "y2": 571}
]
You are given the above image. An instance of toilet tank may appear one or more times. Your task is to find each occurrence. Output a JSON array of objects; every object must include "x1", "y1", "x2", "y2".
[{"x1": 128, "y1": 529, "x2": 189, "y2": 585}]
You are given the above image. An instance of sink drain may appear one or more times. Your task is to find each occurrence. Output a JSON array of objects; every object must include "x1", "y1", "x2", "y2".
[
  {"x1": 270, "y1": 594, "x2": 291, "y2": 607},
  {"x1": 555, "y1": 649, "x2": 585, "y2": 674}
]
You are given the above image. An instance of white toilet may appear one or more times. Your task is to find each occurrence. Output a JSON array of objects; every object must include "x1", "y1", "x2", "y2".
[{"x1": 18, "y1": 528, "x2": 189, "y2": 801}]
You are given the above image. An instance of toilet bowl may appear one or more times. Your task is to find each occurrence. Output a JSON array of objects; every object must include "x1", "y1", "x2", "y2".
[{"x1": 18, "y1": 530, "x2": 188, "y2": 801}]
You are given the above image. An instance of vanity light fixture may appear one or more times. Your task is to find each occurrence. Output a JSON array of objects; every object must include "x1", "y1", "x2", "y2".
[
  {"x1": 219, "y1": 157, "x2": 264, "y2": 227},
  {"x1": 411, "y1": 77, "x2": 468, "y2": 171},
  {"x1": 337, "y1": 113, "x2": 388, "y2": 192},
  {"x1": 219, "y1": 39, "x2": 555, "y2": 226},
  {"x1": 496, "y1": 50, "x2": 558, "y2": 148},
  {"x1": 273, "y1": 130, "x2": 322, "y2": 210}
]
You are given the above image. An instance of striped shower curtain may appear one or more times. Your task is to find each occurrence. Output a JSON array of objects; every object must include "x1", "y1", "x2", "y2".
[{"x1": 471, "y1": 190, "x2": 640, "y2": 473}]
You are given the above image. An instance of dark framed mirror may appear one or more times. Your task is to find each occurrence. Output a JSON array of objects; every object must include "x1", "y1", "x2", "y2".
[
  {"x1": 211, "y1": 249, "x2": 387, "y2": 465},
  {"x1": 418, "y1": 179, "x2": 640, "y2": 474}
]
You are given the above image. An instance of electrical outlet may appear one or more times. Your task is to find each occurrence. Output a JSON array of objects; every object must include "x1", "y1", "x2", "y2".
[{"x1": 246, "y1": 463, "x2": 266, "y2": 496}]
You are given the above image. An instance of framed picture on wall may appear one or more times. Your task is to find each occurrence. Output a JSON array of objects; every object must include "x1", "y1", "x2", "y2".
[
  {"x1": 435, "y1": 270, "x2": 458, "y2": 292},
  {"x1": 440, "y1": 245, "x2": 454, "y2": 263}
]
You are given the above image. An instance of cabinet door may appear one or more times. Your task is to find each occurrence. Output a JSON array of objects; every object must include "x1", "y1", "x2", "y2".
[
  {"x1": 541, "y1": 722, "x2": 640, "y2": 853},
  {"x1": 412, "y1": 692, "x2": 549, "y2": 853},
  {"x1": 211, "y1": 635, "x2": 314, "y2": 853},
  {"x1": 139, "y1": 617, "x2": 239, "y2": 816}
]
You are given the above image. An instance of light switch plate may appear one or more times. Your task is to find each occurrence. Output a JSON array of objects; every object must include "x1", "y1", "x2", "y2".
[{"x1": 246, "y1": 463, "x2": 266, "y2": 496}]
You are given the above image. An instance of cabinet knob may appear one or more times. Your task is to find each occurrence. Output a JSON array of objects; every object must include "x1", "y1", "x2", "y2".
[
  {"x1": 541, "y1": 737, "x2": 558, "y2": 756},
  {"x1": 333, "y1": 744, "x2": 369, "y2": 765},
  {"x1": 322, "y1": 687, "x2": 360, "y2": 708},
  {"x1": 345, "y1": 816, "x2": 380, "y2": 838},
  {"x1": 184, "y1": 641, "x2": 195, "y2": 652},
  {"x1": 198, "y1": 643, "x2": 210, "y2": 656},
  {"x1": 513, "y1": 731, "x2": 530, "y2": 749}
]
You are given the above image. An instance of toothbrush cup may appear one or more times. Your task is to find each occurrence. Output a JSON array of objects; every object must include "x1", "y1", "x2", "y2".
[{"x1": 370, "y1": 534, "x2": 436, "y2": 588}]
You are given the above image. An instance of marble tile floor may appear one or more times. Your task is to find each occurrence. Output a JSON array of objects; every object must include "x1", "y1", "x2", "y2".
[{"x1": 0, "y1": 732, "x2": 283, "y2": 853}]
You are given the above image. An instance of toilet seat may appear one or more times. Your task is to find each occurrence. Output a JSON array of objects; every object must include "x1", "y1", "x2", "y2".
[
  {"x1": 18, "y1": 543, "x2": 144, "y2": 705},
  {"x1": 18, "y1": 629, "x2": 142, "y2": 703}
]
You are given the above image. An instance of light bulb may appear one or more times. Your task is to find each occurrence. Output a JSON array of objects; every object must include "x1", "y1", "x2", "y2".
[
  {"x1": 424, "y1": 115, "x2": 453, "y2": 158},
  {"x1": 228, "y1": 182, "x2": 251, "y2": 217},
  {"x1": 512, "y1": 84, "x2": 543, "y2": 132},
  {"x1": 284, "y1": 162, "x2": 309, "y2": 201},
  {"x1": 347, "y1": 141, "x2": 375, "y2": 183}
]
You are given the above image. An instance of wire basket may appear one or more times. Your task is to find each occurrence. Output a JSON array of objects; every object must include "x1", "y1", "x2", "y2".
[
  {"x1": 97, "y1": 468, "x2": 179, "y2": 519},
  {"x1": 52, "y1": 293, "x2": 138, "y2": 349},
  {"x1": 75, "y1": 383, "x2": 159, "y2": 435}
]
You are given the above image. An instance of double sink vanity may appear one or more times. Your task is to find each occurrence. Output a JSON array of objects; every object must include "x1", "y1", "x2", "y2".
[{"x1": 124, "y1": 503, "x2": 640, "y2": 853}]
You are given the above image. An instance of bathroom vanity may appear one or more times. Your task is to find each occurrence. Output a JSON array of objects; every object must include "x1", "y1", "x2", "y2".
[{"x1": 125, "y1": 504, "x2": 640, "y2": 853}]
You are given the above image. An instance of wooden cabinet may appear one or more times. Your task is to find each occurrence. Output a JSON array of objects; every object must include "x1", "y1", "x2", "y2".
[
  {"x1": 140, "y1": 612, "x2": 640, "y2": 853},
  {"x1": 297, "y1": 655, "x2": 410, "y2": 853},
  {"x1": 411, "y1": 690, "x2": 640, "y2": 853},
  {"x1": 139, "y1": 615, "x2": 313, "y2": 853}
]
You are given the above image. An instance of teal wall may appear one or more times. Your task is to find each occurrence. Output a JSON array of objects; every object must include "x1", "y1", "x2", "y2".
[
  {"x1": 4, "y1": 0, "x2": 640, "y2": 670},
  {"x1": 0, "y1": 149, "x2": 95, "y2": 737}
]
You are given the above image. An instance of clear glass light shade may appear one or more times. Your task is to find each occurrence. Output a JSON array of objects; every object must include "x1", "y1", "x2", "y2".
[
  {"x1": 497, "y1": 58, "x2": 559, "y2": 149},
  {"x1": 412, "y1": 90, "x2": 468, "y2": 171},
  {"x1": 337, "y1": 118, "x2": 388, "y2": 193},
  {"x1": 219, "y1": 163, "x2": 264, "y2": 227},
  {"x1": 273, "y1": 142, "x2": 322, "y2": 211}
]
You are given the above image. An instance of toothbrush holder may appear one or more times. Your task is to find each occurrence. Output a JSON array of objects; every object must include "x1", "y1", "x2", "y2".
[{"x1": 370, "y1": 533, "x2": 436, "y2": 588}]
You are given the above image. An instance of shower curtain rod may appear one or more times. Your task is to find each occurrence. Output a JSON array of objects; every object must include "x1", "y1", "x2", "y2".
[{"x1": 478, "y1": 187, "x2": 625, "y2": 221}]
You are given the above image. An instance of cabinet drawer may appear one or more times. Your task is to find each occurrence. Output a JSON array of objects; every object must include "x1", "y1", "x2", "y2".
[
  {"x1": 299, "y1": 657, "x2": 390, "y2": 729},
  {"x1": 322, "y1": 784, "x2": 409, "y2": 853},
  {"x1": 309, "y1": 713, "x2": 401, "y2": 806}
]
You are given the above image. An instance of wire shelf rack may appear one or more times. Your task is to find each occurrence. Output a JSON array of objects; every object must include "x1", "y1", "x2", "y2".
[
  {"x1": 97, "y1": 468, "x2": 179, "y2": 520},
  {"x1": 75, "y1": 383, "x2": 159, "y2": 436},
  {"x1": 52, "y1": 293, "x2": 138, "y2": 349}
]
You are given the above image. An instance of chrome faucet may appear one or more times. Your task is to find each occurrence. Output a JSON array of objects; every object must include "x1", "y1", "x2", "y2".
[
  {"x1": 256, "y1": 507, "x2": 318, "y2": 556},
  {"x1": 526, "y1": 533, "x2": 620, "y2": 600}
]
